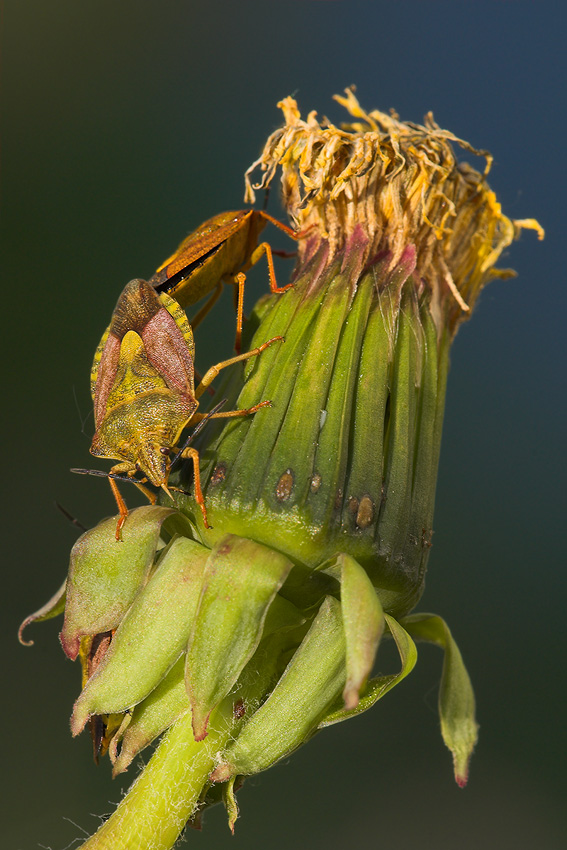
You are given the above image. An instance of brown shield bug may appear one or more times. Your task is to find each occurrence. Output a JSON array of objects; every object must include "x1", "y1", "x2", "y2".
[{"x1": 88, "y1": 278, "x2": 281, "y2": 538}]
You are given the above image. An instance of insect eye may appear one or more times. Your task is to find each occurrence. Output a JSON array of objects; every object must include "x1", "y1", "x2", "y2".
[
  {"x1": 160, "y1": 447, "x2": 170, "y2": 456},
  {"x1": 135, "y1": 462, "x2": 142, "y2": 472}
]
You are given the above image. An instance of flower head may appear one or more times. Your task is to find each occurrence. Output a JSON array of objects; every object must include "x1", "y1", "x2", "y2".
[{"x1": 21, "y1": 91, "x2": 542, "y2": 850}]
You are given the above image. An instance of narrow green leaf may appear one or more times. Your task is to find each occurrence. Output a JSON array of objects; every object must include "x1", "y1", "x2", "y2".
[
  {"x1": 186, "y1": 535, "x2": 293, "y2": 741},
  {"x1": 258, "y1": 264, "x2": 353, "y2": 514},
  {"x1": 71, "y1": 536, "x2": 208, "y2": 735},
  {"x1": 205, "y1": 268, "x2": 333, "y2": 509},
  {"x1": 319, "y1": 613, "x2": 417, "y2": 727},
  {"x1": 342, "y1": 265, "x2": 393, "y2": 539},
  {"x1": 306, "y1": 270, "x2": 374, "y2": 528},
  {"x1": 402, "y1": 612, "x2": 478, "y2": 787}
]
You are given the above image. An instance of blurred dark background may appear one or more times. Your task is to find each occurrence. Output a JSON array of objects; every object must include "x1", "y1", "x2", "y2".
[{"x1": 2, "y1": 1, "x2": 565, "y2": 848}]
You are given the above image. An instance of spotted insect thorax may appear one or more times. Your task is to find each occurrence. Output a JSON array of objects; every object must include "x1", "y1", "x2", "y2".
[{"x1": 90, "y1": 279, "x2": 198, "y2": 487}]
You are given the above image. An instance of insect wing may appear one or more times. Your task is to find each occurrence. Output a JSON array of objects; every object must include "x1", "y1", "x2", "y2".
[
  {"x1": 142, "y1": 291, "x2": 195, "y2": 395},
  {"x1": 149, "y1": 210, "x2": 252, "y2": 292},
  {"x1": 91, "y1": 323, "x2": 121, "y2": 428}
]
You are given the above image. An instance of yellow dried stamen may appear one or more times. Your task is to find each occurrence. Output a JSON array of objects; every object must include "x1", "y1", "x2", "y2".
[{"x1": 246, "y1": 88, "x2": 543, "y2": 334}]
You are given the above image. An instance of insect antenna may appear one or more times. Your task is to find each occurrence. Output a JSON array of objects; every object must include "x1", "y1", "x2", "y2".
[
  {"x1": 70, "y1": 468, "x2": 147, "y2": 487},
  {"x1": 55, "y1": 501, "x2": 88, "y2": 533}
]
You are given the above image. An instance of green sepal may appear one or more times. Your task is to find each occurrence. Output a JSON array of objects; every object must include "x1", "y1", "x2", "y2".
[
  {"x1": 71, "y1": 535, "x2": 208, "y2": 735},
  {"x1": 186, "y1": 623, "x2": 306, "y2": 826},
  {"x1": 111, "y1": 655, "x2": 189, "y2": 776},
  {"x1": 186, "y1": 534, "x2": 293, "y2": 741},
  {"x1": 60, "y1": 506, "x2": 174, "y2": 660},
  {"x1": 186, "y1": 775, "x2": 245, "y2": 833},
  {"x1": 223, "y1": 776, "x2": 239, "y2": 834},
  {"x1": 320, "y1": 553, "x2": 385, "y2": 709},
  {"x1": 319, "y1": 613, "x2": 417, "y2": 727},
  {"x1": 401, "y1": 612, "x2": 478, "y2": 787},
  {"x1": 210, "y1": 595, "x2": 346, "y2": 781},
  {"x1": 18, "y1": 577, "x2": 67, "y2": 646},
  {"x1": 161, "y1": 509, "x2": 199, "y2": 541}
]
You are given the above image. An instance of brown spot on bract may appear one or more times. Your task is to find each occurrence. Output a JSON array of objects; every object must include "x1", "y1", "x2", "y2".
[
  {"x1": 310, "y1": 473, "x2": 322, "y2": 493},
  {"x1": 334, "y1": 488, "x2": 343, "y2": 511},
  {"x1": 356, "y1": 495, "x2": 375, "y2": 529},
  {"x1": 276, "y1": 469, "x2": 294, "y2": 501},
  {"x1": 348, "y1": 496, "x2": 359, "y2": 516},
  {"x1": 210, "y1": 463, "x2": 227, "y2": 486},
  {"x1": 421, "y1": 528, "x2": 433, "y2": 549}
]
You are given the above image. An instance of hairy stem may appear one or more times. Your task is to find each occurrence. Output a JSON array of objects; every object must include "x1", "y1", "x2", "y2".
[{"x1": 79, "y1": 705, "x2": 232, "y2": 850}]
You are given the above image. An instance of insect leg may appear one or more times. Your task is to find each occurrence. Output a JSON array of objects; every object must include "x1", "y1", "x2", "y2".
[
  {"x1": 178, "y1": 447, "x2": 210, "y2": 529},
  {"x1": 271, "y1": 249, "x2": 297, "y2": 259},
  {"x1": 257, "y1": 210, "x2": 298, "y2": 240},
  {"x1": 130, "y1": 480, "x2": 158, "y2": 505},
  {"x1": 194, "y1": 336, "x2": 284, "y2": 398},
  {"x1": 108, "y1": 476, "x2": 129, "y2": 541},
  {"x1": 106, "y1": 465, "x2": 156, "y2": 539},
  {"x1": 248, "y1": 241, "x2": 294, "y2": 295},
  {"x1": 189, "y1": 399, "x2": 272, "y2": 424},
  {"x1": 233, "y1": 272, "x2": 246, "y2": 353}
]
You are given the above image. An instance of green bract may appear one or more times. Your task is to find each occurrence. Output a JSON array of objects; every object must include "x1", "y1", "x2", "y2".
[
  {"x1": 183, "y1": 247, "x2": 448, "y2": 617},
  {"x1": 60, "y1": 506, "x2": 174, "y2": 660}
]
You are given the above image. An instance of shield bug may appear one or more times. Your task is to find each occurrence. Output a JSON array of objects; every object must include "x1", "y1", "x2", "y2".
[
  {"x1": 149, "y1": 209, "x2": 298, "y2": 351},
  {"x1": 89, "y1": 278, "x2": 281, "y2": 538}
]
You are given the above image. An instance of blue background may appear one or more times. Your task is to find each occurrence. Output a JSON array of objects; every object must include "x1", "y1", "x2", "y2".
[{"x1": 2, "y1": 2, "x2": 565, "y2": 848}]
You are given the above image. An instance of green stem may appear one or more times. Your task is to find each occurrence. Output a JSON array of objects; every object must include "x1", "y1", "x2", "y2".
[{"x1": 78, "y1": 705, "x2": 232, "y2": 850}]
